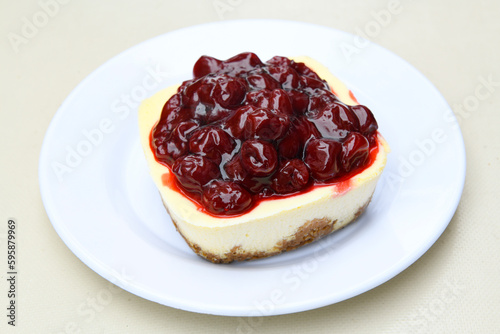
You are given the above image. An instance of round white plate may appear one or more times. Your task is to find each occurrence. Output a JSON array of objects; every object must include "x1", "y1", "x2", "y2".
[{"x1": 39, "y1": 19, "x2": 466, "y2": 316}]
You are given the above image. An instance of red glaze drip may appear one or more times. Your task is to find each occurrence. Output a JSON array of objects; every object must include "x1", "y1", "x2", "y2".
[
  {"x1": 161, "y1": 173, "x2": 175, "y2": 188},
  {"x1": 149, "y1": 53, "x2": 380, "y2": 217},
  {"x1": 333, "y1": 179, "x2": 351, "y2": 196},
  {"x1": 349, "y1": 90, "x2": 359, "y2": 104}
]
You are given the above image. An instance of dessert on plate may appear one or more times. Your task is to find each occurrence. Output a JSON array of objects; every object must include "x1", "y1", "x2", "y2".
[{"x1": 138, "y1": 52, "x2": 388, "y2": 263}]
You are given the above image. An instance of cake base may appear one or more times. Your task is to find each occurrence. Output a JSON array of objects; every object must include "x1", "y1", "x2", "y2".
[{"x1": 165, "y1": 196, "x2": 371, "y2": 264}]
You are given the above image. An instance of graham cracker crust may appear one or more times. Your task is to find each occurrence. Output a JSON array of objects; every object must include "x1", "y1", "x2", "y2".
[{"x1": 165, "y1": 196, "x2": 372, "y2": 264}]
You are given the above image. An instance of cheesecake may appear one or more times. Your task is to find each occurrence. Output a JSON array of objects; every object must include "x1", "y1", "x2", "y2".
[{"x1": 138, "y1": 53, "x2": 389, "y2": 263}]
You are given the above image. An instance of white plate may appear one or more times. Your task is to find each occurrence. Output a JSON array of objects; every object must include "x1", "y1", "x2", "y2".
[{"x1": 39, "y1": 19, "x2": 466, "y2": 316}]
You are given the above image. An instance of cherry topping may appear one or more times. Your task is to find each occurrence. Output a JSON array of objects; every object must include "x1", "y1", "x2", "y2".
[
  {"x1": 153, "y1": 139, "x2": 185, "y2": 166},
  {"x1": 241, "y1": 140, "x2": 278, "y2": 177},
  {"x1": 300, "y1": 76, "x2": 329, "y2": 90},
  {"x1": 244, "y1": 108, "x2": 290, "y2": 141},
  {"x1": 269, "y1": 89, "x2": 294, "y2": 116},
  {"x1": 304, "y1": 138, "x2": 342, "y2": 181},
  {"x1": 202, "y1": 180, "x2": 253, "y2": 215},
  {"x1": 266, "y1": 56, "x2": 293, "y2": 67},
  {"x1": 153, "y1": 118, "x2": 197, "y2": 166},
  {"x1": 292, "y1": 116, "x2": 321, "y2": 144},
  {"x1": 151, "y1": 52, "x2": 380, "y2": 216},
  {"x1": 271, "y1": 159, "x2": 310, "y2": 194},
  {"x1": 224, "y1": 153, "x2": 247, "y2": 181},
  {"x1": 205, "y1": 105, "x2": 232, "y2": 124},
  {"x1": 224, "y1": 105, "x2": 257, "y2": 139},
  {"x1": 165, "y1": 92, "x2": 182, "y2": 110},
  {"x1": 156, "y1": 94, "x2": 190, "y2": 133},
  {"x1": 172, "y1": 155, "x2": 220, "y2": 193},
  {"x1": 292, "y1": 61, "x2": 323, "y2": 81},
  {"x1": 224, "y1": 52, "x2": 264, "y2": 76},
  {"x1": 247, "y1": 73, "x2": 281, "y2": 91},
  {"x1": 267, "y1": 65, "x2": 301, "y2": 90},
  {"x1": 351, "y1": 105, "x2": 378, "y2": 135},
  {"x1": 278, "y1": 130, "x2": 301, "y2": 159},
  {"x1": 193, "y1": 56, "x2": 223, "y2": 79},
  {"x1": 169, "y1": 121, "x2": 199, "y2": 160},
  {"x1": 309, "y1": 103, "x2": 359, "y2": 140},
  {"x1": 286, "y1": 90, "x2": 309, "y2": 115},
  {"x1": 189, "y1": 126, "x2": 235, "y2": 163},
  {"x1": 212, "y1": 76, "x2": 247, "y2": 108},
  {"x1": 246, "y1": 89, "x2": 293, "y2": 116},
  {"x1": 245, "y1": 90, "x2": 268, "y2": 108},
  {"x1": 183, "y1": 77, "x2": 215, "y2": 107},
  {"x1": 341, "y1": 132, "x2": 370, "y2": 172},
  {"x1": 307, "y1": 88, "x2": 338, "y2": 112}
]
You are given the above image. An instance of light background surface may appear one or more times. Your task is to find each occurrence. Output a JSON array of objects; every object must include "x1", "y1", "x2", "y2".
[{"x1": 1, "y1": 0, "x2": 499, "y2": 333}]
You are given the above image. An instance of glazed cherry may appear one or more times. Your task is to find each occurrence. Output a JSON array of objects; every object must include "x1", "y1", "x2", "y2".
[
  {"x1": 213, "y1": 82, "x2": 245, "y2": 108},
  {"x1": 245, "y1": 90, "x2": 271, "y2": 109},
  {"x1": 244, "y1": 108, "x2": 290, "y2": 141},
  {"x1": 351, "y1": 105, "x2": 378, "y2": 135},
  {"x1": 172, "y1": 155, "x2": 220, "y2": 193},
  {"x1": 173, "y1": 120, "x2": 199, "y2": 141},
  {"x1": 223, "y1": 52, "x2": 264, "y2": 76},
  {"x1": 151, "y1": 52, "x2": 380, "y2": 216},
  {"x1": 267, "y1": 65, "x2": 301, "y2": 90},
  {"x1": 156, "y1": 94, "x2": 190, "y2": 133},
  {"x1": 245, "y1": 89, "x2": 293, "y2": 116},
  {"x1": 342, "y1": 132, "x2": 370, "y2": 172},
  {"x1": 292, "y1": 116, "x2": 321, "y2": 144},
  {"x1": 271, "y1": 159, "x2": 310, "y2": 194},
  {"x1": 212, "y1": 76, "x2": 247, "y2": 108},
  {"x1": 300, "y1": 75, "x2": 329, "y2": 90},
  {"x1": 182, "y1": 77, "x2": 215, "y2": 107},
  {"x1": 164, "y1": 92, "x2": 182, "y2": 109},
  {"x1": 224, "y1": 153, "x2": 247, "y2": 181},
  {"x1": 246, "y1": 73, "x2": 281, "y2": 91},
  {"x1": 266, "y1": 56, "x2": 293, "y2": 67},
  {"x1": 269, "y1": 89, "x2": 294, "y2": 116},
  {"x1": 310, "y1": 103, "x2": 359, "y2": 140},
  {"x1": 184, "y1": 74, "x2": 247, "y2": 109},
  {"x1": 224, "y1": 105, "x2": 257, "y2": 139},
  {"x1": 304, "y1": 138, "x2": 342, "y2": 181},
  {"x1": 154, "y1": 119, "x2": 198, "y2": 166},
  {"x1": 241, "y1": 176, "x2": 270, "y2": 195},
  {"x1": 307, "y1": 88, "x2": 338, "y2": 112},
  {"x1": 286, "y1": 90, "x2": 309, "y2": 115},
  {"x1": 162, "y1": 121, "x2": 199, "y2": 163},
  {"x1": 205, "y1": 105, "x2": 232, "y2": 124},
  {"x1": 292, "y1": 61, "x2": 323, "y2": 81},
  {"x1": 202, "y1": 180, "x2": 253, "y2": 215},
  {"x1": 193, "y1": 56, "x2": 224, "y2": 79},
  {"x1": 241, "y1": 140, "x2": 278, "y2": 177},
  {"x1": 189, "y1": 126, "x2": 235, "y2": 163},
  {"x1": 153, "y1": 139, "x2": 184, "y2": 166},
  {"x1": 278, "y1": 130, "x2": 301, "y2": 159}
]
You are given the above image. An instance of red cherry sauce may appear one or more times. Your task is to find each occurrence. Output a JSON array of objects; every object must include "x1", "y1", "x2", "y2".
[
  {"x1": 150, "y1": 53, "x2": 379, "y2": 217},
  {"x1": 348, "y1": 90, "x2": 359, "y2": 104}
]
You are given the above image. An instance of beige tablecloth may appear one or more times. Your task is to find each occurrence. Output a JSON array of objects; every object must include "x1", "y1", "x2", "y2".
[{"x1": 1, "y1": 0, "x2": 499, "y2": 333}]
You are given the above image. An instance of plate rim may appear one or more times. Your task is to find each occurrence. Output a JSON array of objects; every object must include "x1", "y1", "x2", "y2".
[{"x1": 39, "y1": 18, "x2": 466, "y2": 316}]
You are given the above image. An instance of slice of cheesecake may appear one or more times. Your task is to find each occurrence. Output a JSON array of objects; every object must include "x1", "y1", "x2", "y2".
[{"x1": 138, "y1": 53, "x2": 388, "y2": 263}]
